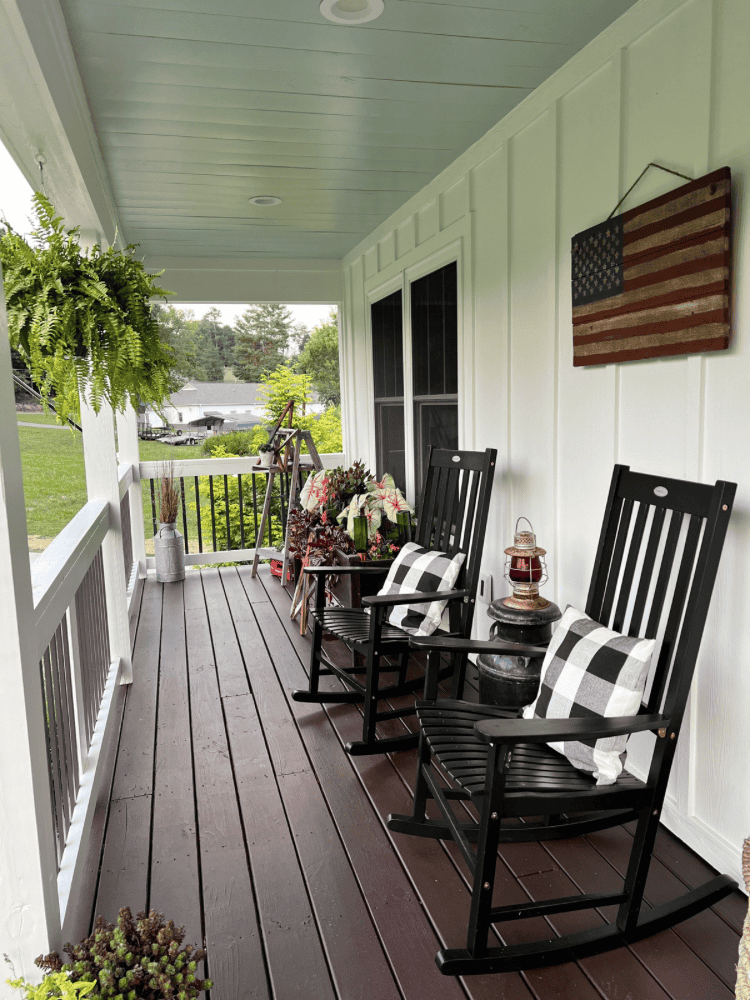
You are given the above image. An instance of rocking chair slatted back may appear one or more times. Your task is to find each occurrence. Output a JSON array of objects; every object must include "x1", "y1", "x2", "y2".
[
  {"x1": 414, "y1": 448, "x2": 496, "y2": 634},
  {"x1": 585, "y1": 467, "x2": 735, "y2": 721}
]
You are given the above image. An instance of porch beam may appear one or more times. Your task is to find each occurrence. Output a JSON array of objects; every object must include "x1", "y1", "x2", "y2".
[{"x1": 150, "y1": 257, "x2": 343, "y2": 304}]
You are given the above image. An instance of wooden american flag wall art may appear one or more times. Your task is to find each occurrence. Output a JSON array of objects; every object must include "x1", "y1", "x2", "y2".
[{"x1": 571, "y1": 166, "x2": 731, "y2": 366}]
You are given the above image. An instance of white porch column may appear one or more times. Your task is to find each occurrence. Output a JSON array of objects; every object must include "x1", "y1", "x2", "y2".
[
  {"x1": 0, "y1": 274, "x2": 62, "y2": 980},
  {"x1": 79, "y1": 396, "x2": 133, "y2": 685},
  {"x1": 116, "y1": 405, "x2": 147, "y2": 579}
]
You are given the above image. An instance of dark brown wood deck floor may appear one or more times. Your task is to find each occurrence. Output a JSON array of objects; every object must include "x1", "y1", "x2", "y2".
[{"x1": 84, "y1": 567, "x2": 745, "y2": 1000}]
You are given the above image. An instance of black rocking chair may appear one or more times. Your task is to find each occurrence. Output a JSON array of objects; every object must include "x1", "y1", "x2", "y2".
[
  {"x1": 387, "y1": 465, "x2": 736, "y2": 973},
  {"x1": 291, "y1": 447, "x2": 497, "y2": 756}
]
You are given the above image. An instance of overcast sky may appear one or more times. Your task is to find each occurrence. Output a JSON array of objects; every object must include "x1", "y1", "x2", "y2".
[{"x1": 0, "y1": 143, "x2": 334, "y2": 330}]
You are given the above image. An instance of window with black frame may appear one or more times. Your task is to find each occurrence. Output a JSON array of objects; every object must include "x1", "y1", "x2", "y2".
[
  {"x1": 411, "y1": 261, "x2": 458, "y2": 491},
  {"x1": 371, "y1": 289, "x2": 406, "y2": 493}
]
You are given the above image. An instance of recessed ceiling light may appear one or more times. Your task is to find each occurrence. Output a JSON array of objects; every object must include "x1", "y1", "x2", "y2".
[
  {"x1": 320, "y1": 0, "x2": 383, "y2": 24},
  {"x1": 249, "y1": 195, "x2": 282, "y2": 206}
]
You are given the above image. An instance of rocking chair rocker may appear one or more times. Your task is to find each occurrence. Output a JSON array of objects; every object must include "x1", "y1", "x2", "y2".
[
  {"x1": 291, "y1": 447, "x2": 496, "y2": 756},
  {"x1": 387, "y1": 465, "x2": 736, "y2": 973}
]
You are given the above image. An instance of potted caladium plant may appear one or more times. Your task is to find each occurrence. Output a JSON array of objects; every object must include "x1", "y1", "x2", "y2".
[{"x1": 294, "y1": 465, "x2": 414, "y2": 608}]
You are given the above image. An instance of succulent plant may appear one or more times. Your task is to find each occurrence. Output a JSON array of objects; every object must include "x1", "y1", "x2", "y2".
[{"x1": 36, "y1": 908, "x2": 211, "y2": 1000}]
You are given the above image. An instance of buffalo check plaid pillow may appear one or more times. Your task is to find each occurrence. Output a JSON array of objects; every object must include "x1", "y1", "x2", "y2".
[
  {"x1": 377, "y1": 541, "x2": 466, "y2": 637},
  {"x1": 523, "y1": 606, "x2": 655, "y2": 785}
]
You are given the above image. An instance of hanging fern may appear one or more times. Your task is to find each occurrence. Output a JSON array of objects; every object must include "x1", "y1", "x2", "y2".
[{"x1": 0, "y1": 192, "x2": 179, "y2": 422}]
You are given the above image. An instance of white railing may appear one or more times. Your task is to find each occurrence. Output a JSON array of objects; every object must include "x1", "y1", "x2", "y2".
[
  {"x1": 30, "y1": 500, "x2": 122, "y2": 925},
  {"x1": 138, "y1": 452, "x2": 345, "y2": 568},
  {"x1": 0, "y1": 382, "x2": 139, "y2": 983}
]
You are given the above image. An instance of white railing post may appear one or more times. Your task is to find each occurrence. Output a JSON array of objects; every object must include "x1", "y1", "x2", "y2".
[
  {"x1": 79, "y1": 395, "x2": 133, "y2": 685},
  {"x1": 116, "y1": 405, "x2": 147, "y2": 579},
  {"x1": 0, "y1": 271, "x2": 62, "y2": 980}
]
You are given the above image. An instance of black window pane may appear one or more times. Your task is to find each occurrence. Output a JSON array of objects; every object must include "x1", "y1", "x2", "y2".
[
  {"x1": 411, "y1": 261, "x2": 457, "y2": 397},
  {"x1": 376, "y1": 402, "x2": 406, "y2": 493},
  {"x1": 371, "y1": 290, "x2": 403, "y2": 398},
  {"x1": 415, "y1": 402, "x2": 458, "y2": 493}
]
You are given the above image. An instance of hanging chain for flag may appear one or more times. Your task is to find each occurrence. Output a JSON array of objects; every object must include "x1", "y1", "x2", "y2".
[{"x1": 607, "y1": 162, "x2": 693, "y2": 220}]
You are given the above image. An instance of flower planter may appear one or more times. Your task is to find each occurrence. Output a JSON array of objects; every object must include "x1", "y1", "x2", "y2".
[{"x1": 328, "y1": 547, "x2": 393, "y2": 609}]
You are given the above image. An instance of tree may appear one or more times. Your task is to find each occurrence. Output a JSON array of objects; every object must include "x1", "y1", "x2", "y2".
[
  {"x1": 233, "y1": 303, "x2": 294, "y2": 381},
  {"x1": 198, "y1": 307, "x2": 235, "y2": 367},
  {"x1": 259, "y1": 367, "x2": 314, "y2": 428},
  {"x1": 295, "y1": 309, "x2": 340, "y2": 406},
  {"x1": 195, "y1": 334, "x2": 224, "y2": 381},
  {"x1": 153, "y1": 303, "x2": 199, "y2": 380}
]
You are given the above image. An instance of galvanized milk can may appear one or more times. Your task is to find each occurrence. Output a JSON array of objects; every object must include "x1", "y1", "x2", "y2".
[{"x1": 154, "y1": 521, "x2": 185, "y2": 582}]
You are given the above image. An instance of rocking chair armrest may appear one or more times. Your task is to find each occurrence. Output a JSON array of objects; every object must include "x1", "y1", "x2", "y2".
[
  {"x1": 302, "y1": 563, "x2": 391, "y2": 576},
  {"x1": 409, "y1": 636, "x2": 548, "y2": 658},
  {"x1": 361, "y1": 588, "x2": 470, "y2": 609},
  {"x1": 474, "y1": 712, "x2": 670, "y2": 746}
]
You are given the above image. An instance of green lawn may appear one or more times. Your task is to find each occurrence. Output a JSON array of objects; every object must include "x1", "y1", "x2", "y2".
[
  {"x1": 17, "y1": 412, "x2": 68, "y2": 425},
  {"x1": 19, "y1": 424, "x2": 204, "y2": 547}
]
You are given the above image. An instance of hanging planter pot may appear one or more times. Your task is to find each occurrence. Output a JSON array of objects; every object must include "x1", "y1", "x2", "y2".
[{"x1": 154, "y1": 522, "x2": 185, "y2": 583}]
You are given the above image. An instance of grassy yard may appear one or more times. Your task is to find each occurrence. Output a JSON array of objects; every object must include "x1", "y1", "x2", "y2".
[
  {"x1": 17, "y1": 412, "x2": 71, "y2": 424},
  {"x1": 20, "y1": 423, "x2": 203, "y2": 549}
]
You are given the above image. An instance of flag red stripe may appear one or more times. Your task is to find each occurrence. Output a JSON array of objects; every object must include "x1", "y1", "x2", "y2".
[
  {"x1": 624, "y1": 251, "x2": 728, "y2": 291},
  {"x1": 623, "y1": 195, "x2": 730, "y2": 246},
  {"x1": 574, "y1": 336, "x2": 728, "y2": 367},
  {"x1": 623, "y1": 229, "x2": 727, "y2": 271},
  {"x1": 573, "y1": 307, "x2": 726, "y2": 346},
  {"x1": 572, "y1": 280, "x2": 727, "y2": 327}
]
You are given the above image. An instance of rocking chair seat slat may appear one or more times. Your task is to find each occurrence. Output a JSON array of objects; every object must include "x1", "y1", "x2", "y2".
[
  {"x1": 310, "y1": 607, "x2": 411, "y2": 645},
  {"x1": 420, "y1": 704, "x2": 645, "y2": 796}
]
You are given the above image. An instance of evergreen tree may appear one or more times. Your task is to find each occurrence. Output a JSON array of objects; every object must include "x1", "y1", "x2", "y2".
[
  {"x1": 233, "y1": 304, "x2": 294, "y2": 381},
  {"x1": 295, "y1": 309, "x2": 340, "y2": 406},
  {"x1": 198, "y1": 307, "x2": 235, "y2": 367},
  {"x1": 195, "y1": 333, "x2": 224, "y2": 381}
]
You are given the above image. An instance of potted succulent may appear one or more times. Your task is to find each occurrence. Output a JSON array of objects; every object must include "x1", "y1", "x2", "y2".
[
  {"x1": 34, "y1": 906, "x2": 211, "y2": 998},
  {"x1": 154, "y1": 462, "x2": 185, "y2": 582},
  {"x1": 0, "y1": 193, "x2": 177, "y2": 423}
]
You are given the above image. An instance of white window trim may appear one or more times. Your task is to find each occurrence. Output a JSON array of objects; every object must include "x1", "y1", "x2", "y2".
[{"x1": 364, "y1": 215, "x2": 474, "y2": 502}]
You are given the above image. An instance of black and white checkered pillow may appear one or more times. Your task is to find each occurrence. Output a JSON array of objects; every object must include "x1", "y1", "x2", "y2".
[
  {"x1": 523, "y1": 606, "x2": 655, "y2": 785},
  {"x1": 377, "y1": 541, "x2": 466, "y2": 637}
]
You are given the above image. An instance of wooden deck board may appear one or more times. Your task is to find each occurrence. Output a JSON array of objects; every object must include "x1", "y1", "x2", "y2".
[
  {"x1": 110, "y1": 579, "x2": 162, "y2": 799},
  {"x1": 86, "y1": 568, "x2": 744, "y2": 1000},
  {"x1": 150, "y1": 580, "x2": 203, "y2": 962}
]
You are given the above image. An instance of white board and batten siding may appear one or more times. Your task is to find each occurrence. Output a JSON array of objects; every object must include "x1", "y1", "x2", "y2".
[{"x1": 340, "y1": 0, "x2": 750, "y2": 888}]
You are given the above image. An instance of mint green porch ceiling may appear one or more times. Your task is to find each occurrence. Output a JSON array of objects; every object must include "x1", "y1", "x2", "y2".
[{"x1": 60, "y1": 0, "x2": 637, "y2": 259}]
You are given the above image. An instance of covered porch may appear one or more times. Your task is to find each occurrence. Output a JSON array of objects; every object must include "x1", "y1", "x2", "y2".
[
  {"x1": 79, "y1": 566, "x2": 742, "y2": 1000},
  {"x1": 1, "y1": 0, "x2": 750, "y2": 992}
]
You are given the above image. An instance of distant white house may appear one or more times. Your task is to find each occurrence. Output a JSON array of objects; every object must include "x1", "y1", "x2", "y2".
[{"x1": 141, "y1": 381, "x2": 324, "y2": 434}]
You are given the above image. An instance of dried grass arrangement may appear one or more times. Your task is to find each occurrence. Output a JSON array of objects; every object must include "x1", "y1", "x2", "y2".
[{"x1": 157, "y1": 462, "x2": 180, "y2": 525}]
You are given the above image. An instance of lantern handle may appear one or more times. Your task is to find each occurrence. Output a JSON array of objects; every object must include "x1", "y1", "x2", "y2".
[{"x1": 514, "y1": 516, "x2": 535, "y2": 534}]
